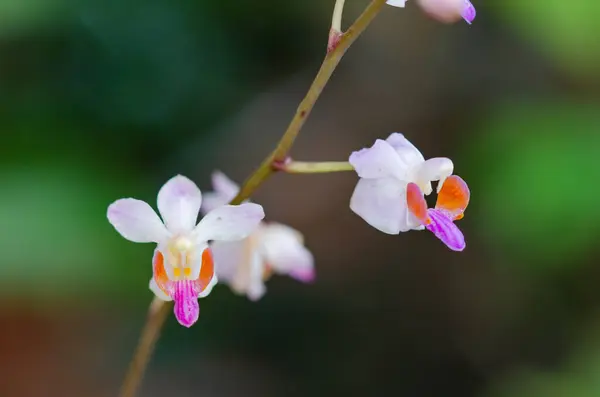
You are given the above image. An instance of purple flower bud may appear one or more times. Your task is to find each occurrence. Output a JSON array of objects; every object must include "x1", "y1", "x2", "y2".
[
  {"x1": 416, "y1": 0, "x2": 476, "y2": 25},
  {"x1": 462, "y1": 0, "x2": 476, "y2": 24}
]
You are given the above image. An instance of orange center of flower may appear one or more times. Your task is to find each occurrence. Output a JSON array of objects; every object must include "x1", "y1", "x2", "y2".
[
  {"x1": 153, "y1": 248, "x2": 215, "y2": 296},
  {"x1": 165, "y1": 236, "x2": 198, "y2": 280}
]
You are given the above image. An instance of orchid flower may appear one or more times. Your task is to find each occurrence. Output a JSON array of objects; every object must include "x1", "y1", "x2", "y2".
[
  {"x1": 406, "y1": 175, "x2": 470, "y2": 251},
  {"x1": 349, "y1": 133, "x2": 454, "y2": 234},
  {"x1": 202, "y1": 171, "x2": 315, "y2": 301},
  {"x1": 387, "y1": 0, "x2": 476, "y2": 25},
  {"x1": 107, "y1": 175, "x2": 265, "y2": 327}
]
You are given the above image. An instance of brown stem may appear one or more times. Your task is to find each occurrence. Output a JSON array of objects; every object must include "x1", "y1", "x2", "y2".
[{"x1": 118, "y1": 299, "x2": 170, "y2": 397}]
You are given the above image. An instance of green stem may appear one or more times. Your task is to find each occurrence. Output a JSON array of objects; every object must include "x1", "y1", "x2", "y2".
[
  {"x1": 229, "y1": 0, "x2": 388, "y2": 205},
  {"x1": 278, "y1": 161, "x2": 354, "y2": 174}
]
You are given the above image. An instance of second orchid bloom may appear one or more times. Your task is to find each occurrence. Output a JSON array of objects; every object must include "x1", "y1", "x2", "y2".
[
  {"x1": 349, "y1": 133, "x2": 470, "y2": 251},
  {"x1": 202, "y1": 172, "x2": 315, "y2": 301}
]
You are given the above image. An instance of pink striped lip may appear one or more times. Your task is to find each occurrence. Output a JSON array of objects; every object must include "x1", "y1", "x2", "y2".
[
  {"x1": 425, "y1": 208, "x2": 465, "y2": 251},
  {"x1": 173, "y1": 280, "x2": 201, "y2": 328}
]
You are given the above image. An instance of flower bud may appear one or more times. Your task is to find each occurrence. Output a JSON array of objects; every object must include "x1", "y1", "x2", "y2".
[{"x1": 417, "y1": 0, "x2": 476, "y2": 24}]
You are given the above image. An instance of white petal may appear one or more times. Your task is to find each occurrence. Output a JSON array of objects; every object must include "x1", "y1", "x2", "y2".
[
  {"x1": 385, "y1": 133, "x2": 426, "y2": 168},
  {"x1": 149, "y1": 278, "x2": 172, "y2": 301},
  {"x1": 246, "y1": 252, "x2": 267, "y2": 301},
  {"x1": 212, "y1": 171, "x2": 240, "y2": 200},
  {"x1": 201, "y1": 171, "x2": 241, "y2": 214},
  {"x1": 201, "y1": 192, "x2": 226, "y2": 214},
  {"x1": 193, "y1": 203, "x2": 265, "y2": 243},
  {"x1": 260, "y1": 223, "x2": 314, "y2": 276},
  {"x1": 211, "y1": 240, "x2": 246, "y2": 282},
  {"x1": 417, "y1": 157, "x2": 454, "y2": 194},
  {"x1": 387, "y1": 0, "x2": 407, "y2": 6},
  {"x1": 107, "y1": 199, "x2": 169, "y2": 243},
  {"x1": 157, "y1": 175, "x2": 202, "y2": 234},
  {"x1": 350, "y1": 177, "x2": 419, "y2": 234},
  {"x1": 349, "y1": 139, "x2": 405, "y2": 179},
  {"x1": 212, "y1": 238, "x2": 266, "y2": 300}
]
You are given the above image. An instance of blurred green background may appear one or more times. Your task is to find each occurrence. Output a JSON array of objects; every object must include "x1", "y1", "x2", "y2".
[{"x1": 2, "y1": 0, "x2": 600, "y2": 396}]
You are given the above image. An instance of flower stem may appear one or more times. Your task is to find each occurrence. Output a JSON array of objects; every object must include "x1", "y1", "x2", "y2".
[
  {"x1": 118, "y1": 298, "x2": 170, "y2": 397},
  {"x1": 331, "y1": 0, "x2": 346, "y2": 32},
  {"x1": 230, "y1": 0, "x2": 388, "y2": 205},
  {"x1": 277, "y1": 160, "x2": 354, "y2": 174},
  {"x1": 118, "y1": 2, "x2": 387, "y2": 396},
  {"x1": 328, "y1": 0, "x2": 346, "y2": 51}
]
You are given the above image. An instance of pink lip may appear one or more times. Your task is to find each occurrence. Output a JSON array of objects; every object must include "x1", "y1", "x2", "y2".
[{"x1": 173, "y1": 280, "x2": 200, "y2": 327}]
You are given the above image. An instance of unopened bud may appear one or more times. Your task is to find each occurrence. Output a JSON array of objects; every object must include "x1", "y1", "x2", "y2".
[{"x1": 417, "y1": 0, "x2": 476, "y2": 24}]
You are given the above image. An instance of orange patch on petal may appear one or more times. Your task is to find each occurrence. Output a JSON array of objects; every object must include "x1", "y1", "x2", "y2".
[
  {"x1": 406, "y1": 183, "x2": 431, "y2": 225},
  {"x1": 196, "y1": 248, "x2": 215, "y2": 292},
  {"x1": 153, "y1": 250, "x2": 171, "y2": 295},
  {"x1": 435, "y1": 175, "x2": 470, "y2": 220}
]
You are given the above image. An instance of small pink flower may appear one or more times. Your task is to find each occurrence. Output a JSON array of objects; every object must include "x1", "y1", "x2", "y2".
[
  {"x1": 406, "y1": 175, "x2": 470, "y2": 251},
  {"x1": 349, "y1": 133, "x2": 454, "y2": 234},
  {"x1": 202, "y1": 172, "x2": 315, "y2": 301},
  {"x1": 107, "y1": 175, "x2": 264, "y2": 327}
]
